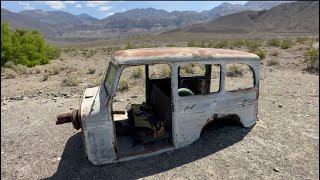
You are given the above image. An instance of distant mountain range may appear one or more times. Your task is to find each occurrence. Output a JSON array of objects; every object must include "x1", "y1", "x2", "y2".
[
  {"x1": 168, "y1": 1, "x2": 319, "y2": 34},
  {"x1": 1, "y1": 1, "x2": 294, "y2": 40}
]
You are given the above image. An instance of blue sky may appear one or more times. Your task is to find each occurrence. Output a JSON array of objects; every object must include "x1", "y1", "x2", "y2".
[{"x1": 1, "y1": 1, "x2": 248, "y2": 19}]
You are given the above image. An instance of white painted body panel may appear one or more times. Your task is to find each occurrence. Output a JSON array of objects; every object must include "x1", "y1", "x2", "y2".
[{"x1": 78, "y1": 48, "x2": 260, "y2": 165}]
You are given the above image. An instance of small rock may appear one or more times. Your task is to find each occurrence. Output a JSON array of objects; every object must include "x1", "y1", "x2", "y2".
[
  {"x1": 278, "y1": 105, "x2": 282, "y2": 108},
  {"x1": 53, "y1": 94, "x2": 58, "y2": 97},
  {"x1": 58, "y1": 104, "x2": 62, "y2": 107},
  {"x1": 70, "y1": 106, "x2": 74, "y2": 110},
  {"x1": 27, "y1": 116, "x2": 30, "y2": 118},
  {"x1": 305, "y1": 114, "x2": 309, "y2": 117},
  {"x1": 131, "y1": 96, "x2": 138, "y2": 98},
  {"x1": 52, "y1": 97, "x2": 58, "y2": 100},
  {"x1": 38, "y1": 90, "x2": 43, "y2": 94},
  {"x1": 273, "y1": 167, "x2": 280, "y2": 172}
]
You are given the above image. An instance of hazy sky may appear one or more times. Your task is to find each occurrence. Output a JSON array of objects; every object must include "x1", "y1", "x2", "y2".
[{"x1": 1, "y1": 1, "x2": 248, "y2": 19}]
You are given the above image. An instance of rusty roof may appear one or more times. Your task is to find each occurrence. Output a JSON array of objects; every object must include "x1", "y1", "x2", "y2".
[{"x1": 111, "y1": 47, "x2": 259, "y2": 65}]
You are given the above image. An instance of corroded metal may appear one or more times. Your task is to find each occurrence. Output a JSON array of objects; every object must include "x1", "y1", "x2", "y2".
[
  {"x1": 112, "y1": 47, "x2": 259, "y2": 65},
  {"x1": 58, "y1": 47, "x2": 260, "y2": 165},
  {"x1": 56, "y1": 109, "x2": 81, "y2": 130}
]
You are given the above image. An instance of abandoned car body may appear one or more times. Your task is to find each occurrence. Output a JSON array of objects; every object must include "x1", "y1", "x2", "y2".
[{"x1": 56, "y1": 47, "x2": 260, "y2": 165}]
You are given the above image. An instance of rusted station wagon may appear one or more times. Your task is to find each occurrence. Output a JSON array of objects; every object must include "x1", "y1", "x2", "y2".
[{"x1": 57, "y1": 47, "x2": 260, "y2": 165}]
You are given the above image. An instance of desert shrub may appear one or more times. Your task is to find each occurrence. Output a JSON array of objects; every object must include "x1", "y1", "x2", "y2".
[
  {"x1": 88, "y1": 76, "x2": 102, "y2": 88},
  {"x1": 181, "y1": 64, "x2": 196, "y2": 74},
  {"x1": 226, "y1": 65, "x2": 243, "y2": 77},
  {"x1": 125, "y1": 41, "x2": 138, "y2": 49},
  {"x1": 280, "y1": 40, "x2": 293, "y2": 49},
  {"x1": 1, "y1": 23, "x2": 60, "y2": 67},
  {"x1": 187, "y1": 40, "x2": 197, "y2": 47},
  {"x1": 296, "y1": 36, "x2": 310, "y2": 44},
  {"x1": 41, "y1": 74, "x2": 49, "y2": 82},
  {"x1": 3, "y1": 61, "x2": 15, "y2": 68},
  {"x1": 118, "y1": 79, "x2": 129, "y2": 91},
  {"x1": 82, "y1": 49, "x2": 97, "y2": 58},
  {"x1": 62, "y1": 75, "x2": 80, "y2": 86},
  {"x1": 87, "y1": 68, "x2": 96, "y2": 74},
  {"x1": 267, "y1": 59, "x2": 279, "y2": 66},
  {"x1": 49, "y1": 66, "x2": 60, "y2": 75},
  {"x1": 245, "y1": 40, "x2": 262, "y2": 51},
  {"x1": 303, "y1": 48, "x2": 319, "y2": 71},
  {"x1": 250, "y1": 49, "x2": 266, "y2": 60},
  {"x1": 212, "y1": 41, "x2": 228, "y2": 48},
  {"x1": 160, "y1": 66, "x2": 171, "y2": 77},
  {"x1": 132, "y1": 67, "x2": 143, "y2": 78},
  {"x1": 231, "y1": 40, "x2": 245, "y2": 48},
  {"x1": 34, "y1": 67, "x2": 42, "y2": 74},
  {"x1": 270, "y1": 50, "x2": 279, "y2": 56},
  {"x1": 267, "y1": 38, "x2": 281, "y2": 47},
  {"x1": 59, "y1": 66, "x2": 68, "y2": 71},
  {"x1": 166, "y1": 43, "x2": 176, "y2": 47},
  {"x1": 12, "y1": 64, "x2": 29, "y2": 74},
  {"x1": 3, "y1": 68, "x2": 17, "y2": 79}
]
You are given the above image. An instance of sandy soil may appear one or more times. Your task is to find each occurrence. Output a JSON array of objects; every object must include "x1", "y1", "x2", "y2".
[{"x1": 1, "y1": 41, "x2": 319, "y2": 179}]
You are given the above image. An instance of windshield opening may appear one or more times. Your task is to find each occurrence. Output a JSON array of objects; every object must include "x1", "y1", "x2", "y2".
[{"x1": 104, "y1": 63, "x2": 117, "y2": 95}]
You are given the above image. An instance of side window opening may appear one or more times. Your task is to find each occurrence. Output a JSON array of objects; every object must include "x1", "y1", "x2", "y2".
[
  {"x1": 225, "y1": 63, "x2": 255, "y2": 91},
  {"x1": 112, "y1": 64, "x2": 173, "y2": 159},
  {"x1": 178, "y1": 63, "x2": 221, "y2": 97}
]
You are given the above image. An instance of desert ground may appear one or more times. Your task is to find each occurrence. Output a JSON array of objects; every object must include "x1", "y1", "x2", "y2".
[{"x1": 1, "y1": 34, "x2": 319, "y2": 180}]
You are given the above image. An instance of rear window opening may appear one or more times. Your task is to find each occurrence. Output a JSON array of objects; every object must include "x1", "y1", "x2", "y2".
[{"x1": 112, "y1": 64, "x2": 173, "y2": 159}]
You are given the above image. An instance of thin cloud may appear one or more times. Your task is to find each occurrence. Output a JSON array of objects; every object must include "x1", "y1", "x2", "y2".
[
  {"x1": 64, "y1": 1, "x2": 76, "y2": 4},
  {"x1": 86, "y1": 1, "x2": 108, "y2": 8},
  {"x1": 18, "y1": 2, "x2": 35, "y2": 10},
  {"x1": 75, "y1": 4, "x2": 82, "y2": 8},
  {"x1": 44, "y1": 1, "x2": 66, "y2": 10},
  {"x1": 99, "y1": 6, "x2": 112, "y2": 11}
]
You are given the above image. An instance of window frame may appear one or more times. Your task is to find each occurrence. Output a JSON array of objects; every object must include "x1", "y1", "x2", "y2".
[
  {"x1": 177, "y1": 62, "x2": 222, "y2": 98},
  {"x1": 224, "y1": 63, "x2": 256, "y2": 92},
  {"x1": 104, "y1": 63, "x2": 117, "y2": 96}
]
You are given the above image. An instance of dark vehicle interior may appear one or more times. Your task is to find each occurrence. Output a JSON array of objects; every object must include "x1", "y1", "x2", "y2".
[{"x1": 112, "y1": 64, "x2": 213, "y2": 158}]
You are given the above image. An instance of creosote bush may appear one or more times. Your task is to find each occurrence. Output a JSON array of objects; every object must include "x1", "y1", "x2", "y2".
[
  {"x1": 280, "y1": 40, "x2": 293, "y2": 49},
  {"x1": 3, "y1": 68, "x2": 17, "y2": 79},
  {"x1": 303, "y1": 48, "x2": 319, "y2": 71},
  {"x1": 1, "y1": 22, "x2": 60, "y2": 67},
  {"x1": 267, "y1": 38, "x2": 281, "y2": 47},
  {"x1": 250, "y1": 49, "x2": 266, "y2": 60},
  {"x1": 132, "y1": 67, "x2": 143, "y2": 78},
  {"x1": 118, "y1": 79, "x2": 129, "y2": 91},
  {"x1": 87, "y1": 68, "x2": 96, "y2": 74},
  {"x1": 62, "y1": 75, "x2": 80, "y2": 86},
  {"x1": 267, "y1": 59, "x2": 279, "y2": 66},
  {"x1": 226, "y1": 65, "x2": 244, "y2": 77}
]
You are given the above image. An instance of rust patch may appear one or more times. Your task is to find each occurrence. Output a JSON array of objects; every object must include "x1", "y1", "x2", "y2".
[{"x1": 112, "y1": 47, "x2": 258, "y2": 62}]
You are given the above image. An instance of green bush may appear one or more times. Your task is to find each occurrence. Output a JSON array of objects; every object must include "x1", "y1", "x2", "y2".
[
  {"x1": 245, "y1": 40, "x2": 262, "y2": 51},
  {"x1": 166, "y1": 43, "x2": 176, "y2": 47},
  {"x1": 87, "y1": 68, "x2": 96, "y2": 74},
  {"x1": 231, "y1": 40, "x2": 245, "y2": 48},
  {"x1": 267, "y1": 38, "x2": 281, "y2": 47},
  {"x1": 187, "y1": 40, "x2": 197, "y2": 47},
  {"x1": 118, "y1": 79, "x2": 129, "y2": 91},
  {"x1": 125, "y1": 41, "x2": 138, "y2": 49},
  {"x1": 280, "y1": 40, "x2": 293, "y2": 49},
  {"x1": 132, "y1": 67, "x2": 143, "y2": 78},
  {"x1": 1, "y1": 23, "x2": 60, "y2": 67},
  {"x1": 267, "y1": 59, "x2": 279, "y2": 66},
  {"x1": 212, "y1": 41, "x2": 228, "y2": 48},
  {"x1": 226, "y1": 65, "x2": 243, "y2": 77},
  {"x1": 250, "y1": 49, "x2": 266, "y2": 60},
  {"x1": 3, "y1": 68, "x2": 18, "y2": 79},
  {"x1": 296, "y1": 36, "x2": 310, "y2": 44},
  {"x1": 303, "y1": 48, "x2": 319, "y2": 71}
]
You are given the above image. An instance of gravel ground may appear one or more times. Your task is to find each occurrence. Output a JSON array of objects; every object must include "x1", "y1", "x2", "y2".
[{"x1": 1, "y1": 44, "x2": 319, "y2": 180}]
